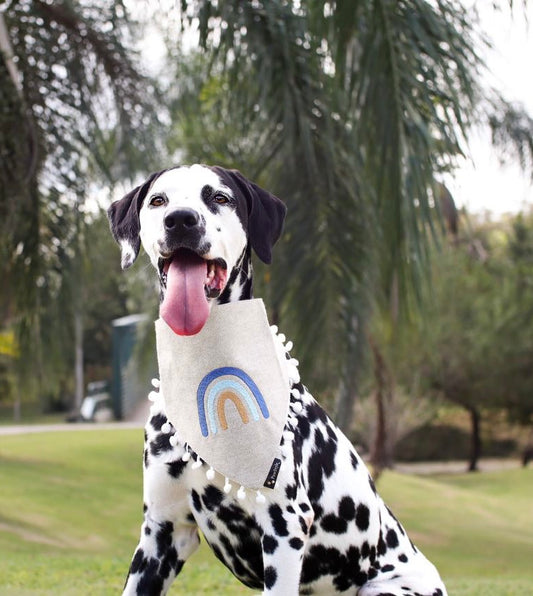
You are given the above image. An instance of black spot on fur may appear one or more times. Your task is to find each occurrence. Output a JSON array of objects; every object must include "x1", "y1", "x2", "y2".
[
  {"x1": 361, "y1": 541, "x2": 370, "y2": 559},
  {"x1": 289, "y1": 537, "x2": 304, "y2": 550},
  {"x1": 155, "y1": 521, "x2": 174, "y2": 556},
  {"x1": 386, "y1": 528, "x2": 399, "y2": 549},
  {"x1": 368, "y1": 566, "x2": 378, "y2": 580},
  {"x1": 217, "y1": 502, "x2": 249, "y2": 534},
  {"x1": 298, "y1": 415, "x2": 311, "y2": 440},
  {"x1": 285, "y1": 483, "x2": 297, "y2": 500},
  {"x1": 312, "y1": 427, "x2": 337, "y2": 479},
  {"x1": 269, "y1": 504, "x2": 288, "y2": 537},
  {"x1": 166, "y1": 459, "x2": 187, "y2": 478},
  {"x1": 202, "y1": 485, "x2": 224, "y2": 511},
  {"x1": 264, "y1": 566, "x2": 277, "y2": 589},
  {"x1": 191, "y1": 489, "x2": 202, "y2": 513},
  {"x1": 321, "y1": 513, "x2": 348, "y2": 534},
  {"x1": 339, "y1": 496, "x2": 356, "y2": 521},
  {"x1": 308, "y1": 451, "x2": 324, "y2": 501},
  {"x1": 130, "y1": 548, "x2": 147, "y2": 574},
  {"x1": 369, "y1": 545, "x2": 377, "y2": 564},
  {"x1": 136, "y1": 559, "x2": 163, "y2": 594},
  {"x1": 234, "y1": 533, "x2": 263, "y2": 584},
  {"x1": 301, "y1": 545, "x2": 330, "y2": 584},
  {"x1": 333, "y1": 573, "x2": 353, "y2": 592},
  {"x1": 150, "y1": 414, "x2": 167, "y2": 431},
  {"x1": 210, "y1": 530, "x2": 262, "y2": 591},
  {"x1": 381, "y1": 563, "x2": 395, "y2": 573},
  {"x1": 201, "y1": 185, "x2": 214, "y2": 202},
  {"x1": 262, "y1": 534, "x2": 278, "y2": 554},
  {"x1": 149, "y1": 433, "x2": 173, "y2": 457},
  {"x1": 306, "y1": 402, "x2": 329, "y2": 425},
  {"x1": 355, "y1": 503, "x2": 370, "y2": 531},
  {"x1": 398, "y1": 553, "x2": 408, "y2": 563}
]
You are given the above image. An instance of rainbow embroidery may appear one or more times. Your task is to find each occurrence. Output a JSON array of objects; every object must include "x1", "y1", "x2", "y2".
[{"x1": 197, "y1": 367, "x2": 270, "y2": 437}]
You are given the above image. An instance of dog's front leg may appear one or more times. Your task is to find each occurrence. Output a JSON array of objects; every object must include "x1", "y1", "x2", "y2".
[
  {"x1": 257, "y1": 501, "x2": 314, "y2": 595},
  {"x1": 122, "y1": 512, "x2": 200, "y2": 596},
  {"x1": 123, "y1": 403, "x2": 200, "y2": 595}
]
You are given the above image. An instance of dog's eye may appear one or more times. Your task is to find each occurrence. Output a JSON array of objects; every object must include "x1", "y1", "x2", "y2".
[
  {"x1": 213, "y1": 193, "x2": 230, "y2": 205},
  {"x1": 149, "y1": 194, "x2": 167, "y2": 207}
]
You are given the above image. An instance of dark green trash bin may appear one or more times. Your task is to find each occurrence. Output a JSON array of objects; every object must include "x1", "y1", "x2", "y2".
[{"x1": 111, "y1": 314, "x2": 155, "y2": 420}]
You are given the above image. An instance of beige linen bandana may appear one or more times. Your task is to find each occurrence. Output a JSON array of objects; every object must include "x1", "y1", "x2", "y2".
[{"x1": 155, "y1": 299, "x2": 290, "y2": 490}]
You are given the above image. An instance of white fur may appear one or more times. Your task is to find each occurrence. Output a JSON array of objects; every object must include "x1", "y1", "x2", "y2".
[{"x1": 120, "y1": 240, "x2": 137, "y2": 269}]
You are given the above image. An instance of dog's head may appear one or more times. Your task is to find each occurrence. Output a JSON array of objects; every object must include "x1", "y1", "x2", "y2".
[{"x1": 108, "y1": 165, "x2": 286, "y2": 336}]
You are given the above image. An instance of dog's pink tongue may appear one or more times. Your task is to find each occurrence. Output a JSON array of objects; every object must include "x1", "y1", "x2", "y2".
[{"x1": 160, "y1": 252, "x2": 209, "y2": 336}]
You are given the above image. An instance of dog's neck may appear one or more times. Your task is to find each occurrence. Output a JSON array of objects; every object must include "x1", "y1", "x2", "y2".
[{"x1": 217, "y1": 245, "x2": 253, "y2": 304}]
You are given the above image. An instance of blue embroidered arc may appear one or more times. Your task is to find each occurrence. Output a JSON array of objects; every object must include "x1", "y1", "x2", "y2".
[{"x1": 197, "y1": 367, "x2": 270, "y2": 437}]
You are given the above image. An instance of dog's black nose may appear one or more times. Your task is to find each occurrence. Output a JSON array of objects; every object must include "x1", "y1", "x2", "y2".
[{"x1": 164, "y1": 208, "x2": 200, "y2": 231}]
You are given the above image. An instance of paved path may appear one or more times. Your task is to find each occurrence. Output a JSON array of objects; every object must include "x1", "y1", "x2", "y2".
[
  {"x1": 394, "y1": 458, "x2": 522, "y2": 475},
  {"x1": 0, "y1": 421, "x2": 144, "y2": 436}
]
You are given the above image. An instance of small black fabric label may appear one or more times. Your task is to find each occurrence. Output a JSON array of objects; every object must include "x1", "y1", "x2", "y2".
[{"x1": 264, "y1": 458, "x2": 282, "y2": 488}]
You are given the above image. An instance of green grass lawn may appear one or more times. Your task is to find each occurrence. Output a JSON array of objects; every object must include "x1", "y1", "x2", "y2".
[{"x1": 0, "y1": 429, "x2": 531, "y2": 595}]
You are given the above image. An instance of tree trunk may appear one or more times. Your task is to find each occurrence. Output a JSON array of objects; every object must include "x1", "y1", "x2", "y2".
[
  {"x1": 73, "y1": 300, "x2": 84, "y2": 414},
  {"x1": 368, "y1": 334, "x2": 394, "y2": 477},
  {"x1": 0, "y1": 12, "x2": 23, "y2": 96},
  {"x1": 467, "y1": 406, "x2": 481, "y2": 472},
  {"x1": 335, "y1": 371, "x2": 358, "y2": 436},
  {"x1": 13, "y1": 392, "x2": 21, "y2": 422},
  {"x1": 334, "y1": 314, "x2": 362, "y2": 436},
  {"x1": 0, "y1": 11, "x2": 38, "y2": 179}
]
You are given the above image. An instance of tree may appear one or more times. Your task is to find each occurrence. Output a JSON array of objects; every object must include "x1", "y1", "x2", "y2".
[
  {"x1": 168, "y1": 0, "x2": 482, "y2": 427},
  {"x1": 0, "y1": 0, "x2": 161, "y2": 410},
  {"x1": 406, "y1": 213, "x2": 533, "y2": 471},
  {"x1": 495, "y1": 214, "x2": 533, "y2": 428}
]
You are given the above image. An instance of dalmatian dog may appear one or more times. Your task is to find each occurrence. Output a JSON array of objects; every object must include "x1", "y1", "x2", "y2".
[{"x1": 108, "y1": 164, "x2": 447, "y2": 596}]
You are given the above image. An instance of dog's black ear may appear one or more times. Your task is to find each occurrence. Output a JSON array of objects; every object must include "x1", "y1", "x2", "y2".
[
  {"x1": 107, "y1": 171, "x2": 163, "y2": 269},
  {"x1": 210, "y1": 167, "x2": 287, "y2": 264}
]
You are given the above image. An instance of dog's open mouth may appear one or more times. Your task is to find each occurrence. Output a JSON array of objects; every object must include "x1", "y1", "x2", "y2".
[{"x1": 158, "y1": 249, "x2": 228, "y2": 336}]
